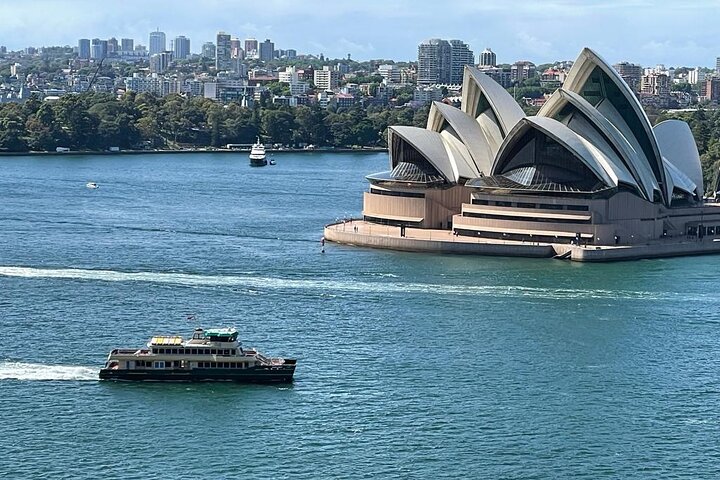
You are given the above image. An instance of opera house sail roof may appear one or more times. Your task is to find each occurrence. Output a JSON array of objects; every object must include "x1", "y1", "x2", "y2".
[{"x1": 369, "y1": 47, "x2": 703, "y2": 207}]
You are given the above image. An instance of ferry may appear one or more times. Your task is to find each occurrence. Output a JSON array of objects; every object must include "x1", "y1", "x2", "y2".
[
  {"x1": 99, "y1": 327, "x2": 296, "y2": 383},
  {"x1": 249, "y1": 138, "x2": 267, "y2": 167}
]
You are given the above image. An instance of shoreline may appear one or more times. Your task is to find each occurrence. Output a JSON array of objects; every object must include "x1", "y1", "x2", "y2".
[{"x1": 0, "y1": 147, "x2": 388, "y2": 157}]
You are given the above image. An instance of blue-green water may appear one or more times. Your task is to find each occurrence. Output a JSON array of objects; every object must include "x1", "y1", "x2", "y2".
[{"x1": 1, "y1": 152, "x2": 719, "y2": 479}]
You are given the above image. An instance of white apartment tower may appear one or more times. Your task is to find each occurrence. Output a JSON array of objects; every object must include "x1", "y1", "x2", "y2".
[
  {"x1": 314, "y1": 66, "x2": 339, "y2": 91},
  {"x1": 479, "y1": 48, "x2": 497, "y2": 67},
  {"x1": 417, "y1": 38, "x2": 451, "y2": 85}
]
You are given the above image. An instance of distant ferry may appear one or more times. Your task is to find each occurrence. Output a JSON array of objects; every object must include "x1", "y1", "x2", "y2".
[
  {"x1": 99, "y1": 327, "x2": 296, "y2": 383},
  {"x1": 249, "y1": 138, "x2": 267, "y2": 167}
]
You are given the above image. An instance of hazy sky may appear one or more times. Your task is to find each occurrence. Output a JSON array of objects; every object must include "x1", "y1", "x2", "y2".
[{"x1": 2, "y1": 0, "x2": 719, "y2": 67}]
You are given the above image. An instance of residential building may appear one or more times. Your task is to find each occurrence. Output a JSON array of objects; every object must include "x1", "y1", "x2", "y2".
[
  {"x1": 173, "y1": 36, "x2": 190, "y2": 60},
  {"x1": 687, "y1": 68, "x2": 705, "y2": 85},
  {"x1": 477, "y1": 66, "x2": 512, "y2": 88},
  {"x1": 702, "y1": 77, "x2": 720, "y2": 103},
  {"x1": 418, "y1": 38, "x2": 451, "y2": 85},
  {"x1": 149, "y1": 30, "x2": 166, "y2": 55},
  {"x1": 613, "y1": 62, "x2": 643, "y2": 92},
  {"x1": 259, "y1": 39, "x2": 274, "y2": 62},
  {"x1": 78, "y1": 39, "x2": 90, "y2": 59},
  {"x1": 121, "y1": 38, "x2": 134, "y2": 52},
  {"x1": 510, "y1": 61, "x2": 536, "y2": 83},
  {"x1": 202, "y1": 42, "x2": 215, "y2": 59},
  {"x1": 314, "y1": 66, "x2": 339, "y2": 91},
  {"x1": 90, "y1": 39, "x2": 108, "y2": 60},
  {"x1": 449, "y1": 40, "x2": 474, "y2": 84},
  {"x1": 149, "y1": 52, "x2": 173, "y2": 74},
  {"x1": 378, "y1": 64, "x2": 402, "y2": 84},
  {"x1": 479, "y1": 48, "x2": 496, "y2": 67},
  {"x1": 413, "y1": 85, "x2": 443, "y2": 103},
  {"x1": 244, "y1": 38, "x2": 258, "y2": 59},
  {"x1": 641, "y1": 72, "x2": 670, "y2": 96},
  {"x1": 216, "y1": 32, "x2": 232, "y2": 71},
  {"x1": 716, "y1": 57, "x2": 720, "y2": 75},
  {"x1": 107, "y1": 38, "x2": 118, "y2": 54}
]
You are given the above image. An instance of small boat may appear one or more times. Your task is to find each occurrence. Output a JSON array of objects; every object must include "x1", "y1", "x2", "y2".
[
  {"x1": 269, "y1": 157, "x2": 276, "y2": 166},
  {"x1": 249, "y1": 138, "x2": 267, "y2": 167},
  {"x1": 99, "y1": 327, "x2": 296, "y2": 383},
  {"x1": 86, "y1": 182, "x2": 99, "y2": 189}
]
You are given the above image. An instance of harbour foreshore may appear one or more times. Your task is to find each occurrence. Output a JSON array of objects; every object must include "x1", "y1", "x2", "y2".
[
  {"x1": 0, "y1": 147, "x2": 387, "y2": 157},
  {"x1": 324, "y1": 219, "x2": 720, "y2": 262}
]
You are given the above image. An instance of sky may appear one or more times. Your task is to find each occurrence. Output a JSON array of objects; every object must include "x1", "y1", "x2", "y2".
[{"x1": 2, "y1": 0, "x2": 719, "y2": 67}]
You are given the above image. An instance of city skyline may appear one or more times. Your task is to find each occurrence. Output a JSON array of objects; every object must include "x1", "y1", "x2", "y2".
[{"x1": 1, "y1": 0, "x2": 719, "y2": 67}]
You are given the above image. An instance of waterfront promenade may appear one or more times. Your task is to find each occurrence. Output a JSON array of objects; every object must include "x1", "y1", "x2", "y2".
[{"x1": 325, "y1": 219, "x2": 720, "y2": 262}]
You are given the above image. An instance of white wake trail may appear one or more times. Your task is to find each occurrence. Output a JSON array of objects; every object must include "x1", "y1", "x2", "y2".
[
  {"x1": 0, "y1": 361, "x2": 97, "y2": 381},
  {"x1": 0, "y1": 266, "x2": 670, "y2": 301}
]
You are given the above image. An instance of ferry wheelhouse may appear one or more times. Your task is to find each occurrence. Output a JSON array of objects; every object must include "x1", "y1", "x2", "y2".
[{"x1": 99, "y1": 328, "x2": 296, "y2": 383}]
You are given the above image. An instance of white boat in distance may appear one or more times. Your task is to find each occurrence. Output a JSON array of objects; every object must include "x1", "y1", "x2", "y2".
[
  {"x1": 86, "y1": 182, "x2": 99, "y2": 189},
  {"x1": 249, "y1": 138, "x2": 267, "y2": 167}
]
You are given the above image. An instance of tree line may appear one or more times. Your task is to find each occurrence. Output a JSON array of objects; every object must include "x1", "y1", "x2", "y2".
[{"x1": 0, "y1": 92, "x2": 430, "y2": 152}]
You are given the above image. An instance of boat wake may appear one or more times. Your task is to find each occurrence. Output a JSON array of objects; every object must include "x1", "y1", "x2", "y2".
[
  {"x1": 0, "y1": 265, "x2": 677, "y2": 301},
  {"x1": 0, "y1": 361, "x2": 97, "y2": 381}
]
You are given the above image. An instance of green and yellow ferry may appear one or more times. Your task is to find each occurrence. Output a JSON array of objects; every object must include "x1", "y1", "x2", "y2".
[{"x1": 99, "y1": 327, "x2": 296, "y2": 383}]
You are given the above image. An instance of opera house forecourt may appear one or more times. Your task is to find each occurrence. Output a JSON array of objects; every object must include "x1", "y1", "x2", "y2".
[{"x1": 324, "y1": 48, "x2": 720, "y2": 262}]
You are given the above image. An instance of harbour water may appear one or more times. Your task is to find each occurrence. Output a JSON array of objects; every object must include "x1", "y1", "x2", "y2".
[{"x1": 1, "y1": 152, "x2": 719, "y2": 478}]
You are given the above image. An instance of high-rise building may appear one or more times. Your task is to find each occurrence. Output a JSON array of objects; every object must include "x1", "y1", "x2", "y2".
[
  {"x1": 417, "y1": 38, "x2": 451, "y2": 85},
  {"x1": 314, "y1": 66, "x2": 339, "y2": 91},
  {"x1": 479, "y1": 48, "x2": 496, "y2": 67},
  {"x1": 716, "y1": 57, "x2": 720, "y2": 75},
  {"x1": 230, "y1": 38, "x2": 242, "y2": 58},
  {"x1": 107, "y1": 38, "x2": 118, "y2": 54},
  {"x1": 78, "y1": 38, "x2": 91, "y2": 59},
  {"x1": 613, "y1": 62, "x2": 643, "y2": 92},
  {"x1": 285, "y1": 49, "x2": 297, "y2": 59},
  {"x1": 687, "y1": 68, "x2": 705, "y2": 85},
  {"x1": 244, "y1": 38, "x2": 258, "y2": 59},
  {"x1": 641, "y1": 73, "x2": 670, "y2": 96},
  {"x1": 202, "y1": 42, "x2": 216, "y2": 59},
  {"x1": 510, "y1": 61, "x2": 536, "y2": 83},
  {"x1": 150, "y1": 52, "x2": 173, "y2": 73},
  {"x1": 702, "y1": 77, "x2": 720, "y2": 102},
  {"x1": 449, "y1": 40, "x2": 474, "y2": 84},
  {"x1": 121, "y1": 38, "x2": 134, "y2": 52},
  {"x1": 216, "y1": 32, "x2": 232, "y2": 71},
  {"x1": 149, "y1": 30, "x2": 166, "y2": 55},
  {"x1": 90, "y1": 38, "x2": 108, "y2": 60},
  {"x1": 259, "y1": 39, "x2": 274, "y2": 62},
  {"x1": 173, "y1": 36, "x2": 190, "y2": 60}
]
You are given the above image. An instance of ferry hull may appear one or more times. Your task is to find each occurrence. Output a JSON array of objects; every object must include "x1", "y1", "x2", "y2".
[
  {"x1": 99, "y1": 365, "x2": 295, "y2": 383},
  {"x1": 249, "y1": 158, "x2": 267, "y2": 167}
]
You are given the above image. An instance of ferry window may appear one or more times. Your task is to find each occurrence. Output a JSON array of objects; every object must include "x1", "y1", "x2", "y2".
[
  {"x1": 211, "y1": 349, "x2": 217, "y2": 355},
  {"x1": 708, "y1": 226, "x2": 716, "y2": 235},
  {"x1": 171, "y1": 349, "x2": 178, "y2": 355},
  {"x1": 153, "y1": 361, "x2": 165, "y2": 369},
  {"x1": 494, "y1": 201, "x2": 512, "y2": 207},
  {"x1": 566, "y1": 205, "x2": 589, "y2": 211},
  {"x1": 224, "y1": 362, "x2": 230, "y2": 368},
  {"x1": 204, "y1": 349, "x2": 210, "y2": 355},
  {"x1": 190, "y1": 349, "x2": 196, "y2": 355},
  {"x1": 224, "y1": 349, "x2": 230, "y2": 355},
  {"x1": 517, "y1": 202, "x2": 535, "y2": 209},
  {"x1": 231, "y1": 349, "x2": 236, "y2": 355}
]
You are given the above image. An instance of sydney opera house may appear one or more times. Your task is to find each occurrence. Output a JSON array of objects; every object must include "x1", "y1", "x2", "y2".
[{"x1": 325, "y1": 48, "x2": 720, "y2": 261}]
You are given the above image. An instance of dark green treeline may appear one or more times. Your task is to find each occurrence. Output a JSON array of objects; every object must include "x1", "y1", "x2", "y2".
[{"x1": 0, "y1": 92, "x2": 430, "y2": 152}]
